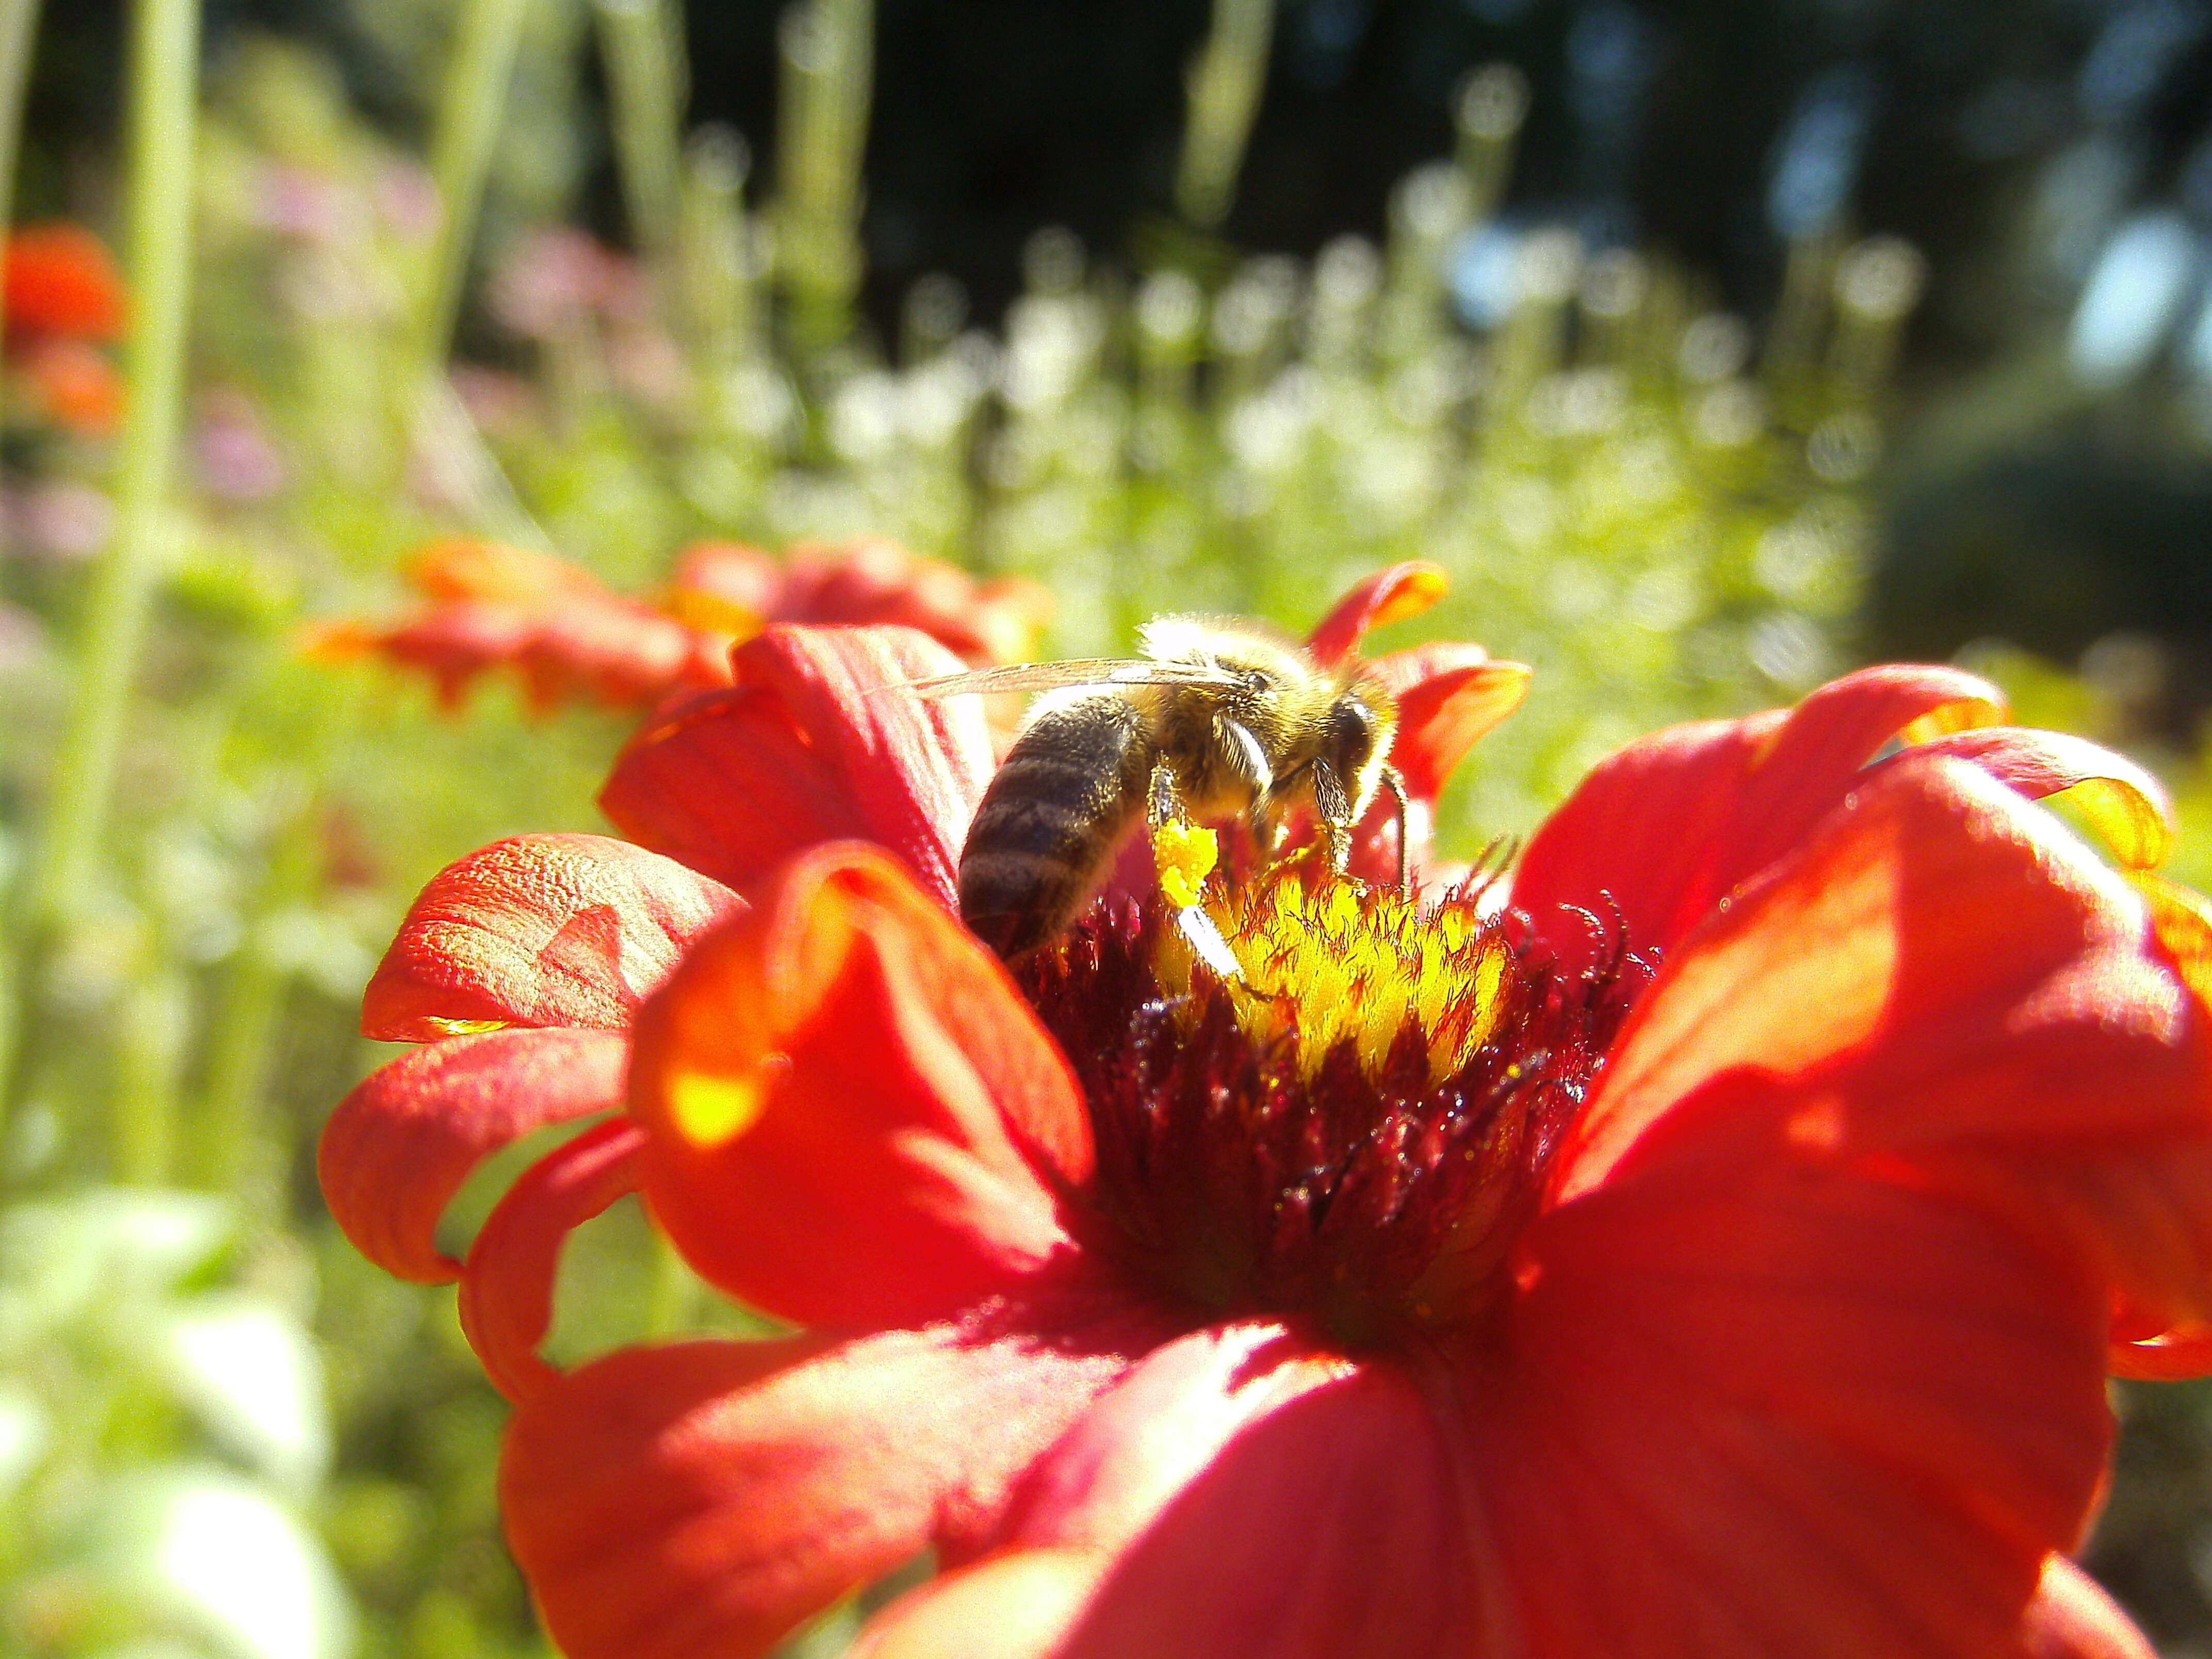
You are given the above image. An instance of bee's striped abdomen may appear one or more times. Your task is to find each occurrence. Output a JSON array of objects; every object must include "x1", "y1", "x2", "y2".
[{"x1": 959, "y1": 694, "x2": 1149, "y2": 959}]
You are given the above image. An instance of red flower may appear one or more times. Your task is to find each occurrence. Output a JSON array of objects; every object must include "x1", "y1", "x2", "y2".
[
  {"x1": 322, "y1": 565, "x2": 2212, "y2": 1659},
  {"x1": 311, "y1": 538, "x2": 1052, "y2": 713},
  {"x1": 5, "y1": 224, "x2": 126, "y2": 340},
  {"x1": 3, "y1": 223, "x2": 127, "y2": 436}
]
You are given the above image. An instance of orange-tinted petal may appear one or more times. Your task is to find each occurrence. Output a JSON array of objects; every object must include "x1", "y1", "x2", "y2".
[
  {"x1": 1484, "y1": 1134, "x2": 2111, "y2": 1659},
  {"x1": 666, "y1": 541, "x2": 778, "y2": 632},
  {"x1": 359, "y1": 600, "x2": 535, "y2": 709},
  {"x1": 334, "y1": 543, "x2": 734, "y2": 713},
  {"x1": 459, "y1": 1118, "x2": 644, "y2": 1401},
  {"x1": 1306, "y1": 561, "x2": 1449, "y2": 666},
  {"x1": 319, "y1": 1027, "x2": 627, "y2": 1283},
  {"x1": 1552, "y1": 756, "x2": 2212, "y2": 1346},
  {"x1": 1908, "y1": 727, "x2": 2174, "y2": 870},
  {"x1": 19, "y1": 337, "x2": 124, "y2": 434},
  {"x1": 4, "y1": 223, "x2": 126, "y2": 339},
  {"x1": 863, "y1": 1325, "x2": 1492, "y2": 1659},
  {"x1": 362, "y1": 834, "x2": 743, "y2": 1042},
  {"x1": 630, "y1": 842, "x2": 1093, "y2": 1328},
  {"x1": 601, "y1": 625, "x2": 995, "y2": 909},
  {"x1": 773, "y1": 539, "x2": 1054, "y2": 666},
  {"x1": 2020, "y1": 1557, "x2": 2157, "y2": 1659},
  {"x1": 412, "y1": 539, "x2": 601, "y2": 604},
  {"x1": 2132, "y1": 870, "x2": 2212, "y2": 1009},
  {"x1": 511, "y1": 594, "x2": 703, "y2": 710},
  {"x1": 1371, "y1": 644, "x2": 1532, "y2": 805},
  {"x1": 501, "y1": 1309, "x2": 1152, "y2": 1659},
  {"x1": 1515, "y1": 663, "x2": 2002, "y2": 975},
  {"x1": 2107, "y1": 1319, "x2": 2212, "y2": 1379}
]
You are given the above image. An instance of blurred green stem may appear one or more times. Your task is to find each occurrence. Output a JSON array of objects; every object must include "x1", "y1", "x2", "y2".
[
  {"x1": 411, "y1": 0, "x2": 534, "y2": 380},
  {"x1": 0, "y1": 0, "x2": 200, "y2": 1144},
  {"x1": 596, "y1": 0, "x2": 687, "y2": 268},
  {"x1": 775, "y1": 0, "x2": 872, "y2": 352},
  {"x1": 0, "y1": 0, "x2": 27, "y2": 1143},
  {"x1": 1452, "y1": 64, "x2": 1530, "y2": 226},
  {"x1": 1760, "y1": 228, "x2": 1841, "y2": 419},
  {"x1": 1175, "y1": 0, "x2": 1274, "y2": 230},
  {"x1": 678, "y1": 127, "x2": 751, "y2": 382},
  {"x1": 115, "y1": 968, "x2": 190, "y2": 1183},
  {"x1": 0, "y1": 0, "x2": 43, "y2": 344},
  {"x1": 196, "y1": 794, "x2": 320, "y2": 1203}
]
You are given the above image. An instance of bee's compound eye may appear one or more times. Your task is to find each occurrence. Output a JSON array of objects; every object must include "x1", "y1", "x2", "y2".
[
  {"x1": 1243, "y1": 670, "x2": 1271, "y2": 695},
  {"x1": 1330, "y1": 694, "x2": 1379, "y2": 758}
]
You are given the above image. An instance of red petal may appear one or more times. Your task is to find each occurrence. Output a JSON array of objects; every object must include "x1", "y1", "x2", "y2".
[
  {"x1": 1910, "y1": 727, "x2": 2174, "y2": 869},
  {"x1": 2107, "y1": 1321, "x2": 2212, "y2": 1379},
  {"x1": 340, "y1": 544, "x2": 735, "y2": 713},
  {"x1": 500, "y1": 1307, "x2": 1154, "y2": 1659},
  {"x1": 318, "y1": 1028, "x2": 627, "y2": 1282},
  {"x1": 364, "y1": 601, "x2": 535, "y2": 709},
  {"x1": 1515, "y1": 663, "x2": 2001, "y2": 974},
  {"x1": 630, "y1": 842, "x2": 1094, "y2": 1328},
  {"x1": 861, "y1": 1325, "x2": 1491, "y2": 1659},
  {"x1": 600, "y1": 625, "x2": 995, "y2": 909},
  {"x1": 1484, "y1": 1136, "x2": 2112, "y2": 1659},
  {"x1": 2020, "y1": 1557, "x2": 2157, "y2": 1659},
  {"x1": 460, "y1": 1118, "x2": 644, "y2": 1401},
  {"x1": 772, "y1": 539, "x2": 1053, "y2": 666},
  {"x1": 513, "y1": 597, "x2": 703, "y2": 710},
  {"x1": 1306, "y1": 562, "x2": 1449, "y2": 666},
  {"x1": 362, "y1": 834, "x2": 744, "y2": 1042},
  {"x1": 1371, "y1": 644, "x2": 1532, "y2": 805},
  {"x1": 1552, "y1": 756, "x2": 2212, "y2": 1342},
  {"x1": 4, "y1": 223, "x2": 126, "y2": 339},
  {"x1": 1512, "y1": 708, "x2": 1783, "y2": 975}
]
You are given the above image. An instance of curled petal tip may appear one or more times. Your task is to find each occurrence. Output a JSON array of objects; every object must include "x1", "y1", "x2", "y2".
[
  {"x1": 629, "y1": 841, "x2": 1091, "y2": 1328},
  {"x1": 318, "y1": 1027, "x2": 628, "y2": 1285},
  {"x1": 1308, "y1": 562, "x2": 1451, "y2": 665}
]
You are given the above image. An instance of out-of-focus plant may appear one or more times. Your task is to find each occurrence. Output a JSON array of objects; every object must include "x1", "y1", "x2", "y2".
[{"x1": 0, "y1": 1190, "x2": 352, "y2": 1659}]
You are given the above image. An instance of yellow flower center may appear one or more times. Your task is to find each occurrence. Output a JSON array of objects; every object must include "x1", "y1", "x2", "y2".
[
  {"x1": 1019, "y1": 832, "x2": 1635, "y2": 1346},
  {"x1": 1148, "y1": 824, "x2": 1518, "y2": 1085}
]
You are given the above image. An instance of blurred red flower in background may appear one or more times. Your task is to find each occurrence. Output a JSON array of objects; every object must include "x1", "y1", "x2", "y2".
[
  {"x1": 310, "y1": 536, "x2": 1052, "y2": 712},
  {"x1": 323, "y1": 565, "x2": 2212, "y2": 1658},
  {"x1": 3, "y1": 222, "x2": 127, "y2": 435}
]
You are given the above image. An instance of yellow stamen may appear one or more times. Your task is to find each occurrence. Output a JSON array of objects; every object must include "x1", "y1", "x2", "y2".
[
  {"x1": 1162, "y1": 866, "x2": 1521, "y2": 1084},
  {"x1": 1153, "y1": 820, "x2": 1221, "y2": 910}
]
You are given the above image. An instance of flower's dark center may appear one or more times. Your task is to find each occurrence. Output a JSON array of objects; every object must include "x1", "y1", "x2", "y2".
[{"x1": 1019, "y1": 861, "x2": 1646, "y2": 1351}]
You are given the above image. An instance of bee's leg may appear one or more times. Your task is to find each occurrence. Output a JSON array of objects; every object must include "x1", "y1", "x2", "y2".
[
  {"x1": 1147, "y1": 759, "x2": 1185, "y2": 829},
  {"x1": 1381, "y1": 765, "x2": 1412, "y2": 897},
  {"x1": 1310, "y1": 760, "x2": 1354, "y2": 875},
  {"x1": 1247, "y1": 800, "x2": 1282, "y2": 861}
]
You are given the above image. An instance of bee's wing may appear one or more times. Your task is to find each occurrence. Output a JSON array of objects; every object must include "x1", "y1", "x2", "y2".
[{"x1": 876, "y1": 658, "x2": 1246, "y2": 700}]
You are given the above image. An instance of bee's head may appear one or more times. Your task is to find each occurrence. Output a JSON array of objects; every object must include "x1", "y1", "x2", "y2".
[{"x1": 1324, "y1": 679, "x2": 1397, "y2": 791}]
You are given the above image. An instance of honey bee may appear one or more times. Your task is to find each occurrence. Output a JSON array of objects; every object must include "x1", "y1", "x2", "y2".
[{"x1": 906, "y1": 615, "x2": 1409, "y2": 960}]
